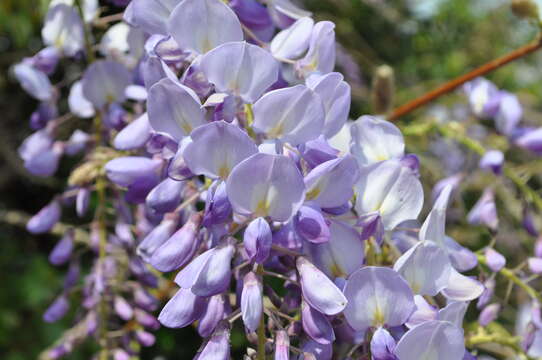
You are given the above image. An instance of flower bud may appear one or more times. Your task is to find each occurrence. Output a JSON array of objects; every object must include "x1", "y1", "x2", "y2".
[
  {"x1": 485, "y1": 248, "x2": 506, "y2": 272},
  {"x1": 198, "y1": 295, "x2": 227, "y2": 338},
  {"x1": 297, "y1": 257, "x2": 347, "y2": 316},
  {"x1": 432, "y1": 173, "x2": 462, "y2": 202},
  {"x1": 63, "y1": 261, "x2": 80, "y2": 289},
  {"x1": 113, "y1": 349, "x2": 130, "y2": 360},
  {"x1": 299, "y1": 339, "x2": 332, "y2": 360},
  {"x1": 43, "y1": 295, "x2": 69, "y2": 323},
  {"x1": 400, "y1": 154, "x2": 420, "y2": 175},
  {"x1": 158, "y1": 287, "x2": 207, "y2": 328},
  {"x1": 30, "y1": 46, "x2": 60, "y2": 75},
  {"x1": 13, "y1": 62, "x2": 53, "y2": 101},
  {"x1": 114, "y1": 296, "x2": 133, "y2": 321},
  {"x1": 299, "y1": 137, "x2": 339, "y2": 169},
  {"x1": 294, "y1": 205, "x2": 330, "y2": 244},
  {"x1": 274, "y1": 330, "x2": 290, "y2": 360},
  {"x1": 523, "y1": 207, "x2": 539, "y2": 237},
  {"x1": 149, "y1": 213, "x2": 203, "y2": 272},
  {"x1": 241, "y1": 272, "x2": 263, "y2": 332},
  {"x1": 27, "y1": 200, "x2": 61, "y2": 234},
  {"x1": 203, "y1": 181, "x2": 233, "y2": 227},
  {"x1": 357, "y1": 211, "x2": 384, "y2": 244},
  {"x1": 134, "y1": 309, "x2": 160, "y2": 330},
  {"x1": 370, "y1": 327, "x2": 397, "y2": 360},
  {"x1": 175, "y1": 243, "x2": 235, "y2": 297},
  {"x1": 515, "y1": 127, "x2": 542, "y2": 155},
  {"x1": 30, "y1": 102, "x2": 57, "y2": 130},
  {"x1": 528, "y1": 257, "x2": 542, "y2": 273},
  {"x1": 49, "y1": 230, "x2": 74, "y2": 266},
  {"x1": 535, "y1": 237, "x2": 542, "y2": 258},
  {"x1": 76, "y1": 188, "x2": 90, "y2": 217},
  {"x1": 154, "y1": 36, "x2": 187, "y2": 64},
  {"x1": 135, "y1": 330, "x2": 156, "y2": 347},
  {"x1": 146, "y1": 177, "x2": 185, "y2": 214},
  {"x1": 114, "y1": 113, "x2": 152, "y2": 150},
  {"x1": 301, "y1": 301, "x2": 335, "y2": 345},
  {"x1": 244, "y1": 217, "x2": 272, "y2": 263},
  {"x1": 478, "y1": 303, "x2": 500, "y2": 326},
  {"x1": 65, "y1": 130, "x2": 90, "y2": 155},
  {"x1": 477, "y1": 278, "x2": 495, "y2": 309},
  {"x1": 137, "y1": 218, "x2": 177, "y2": 261},
  {"x1": 371, "y1": 65, "x2": 395, "y2": 114},
  {"x1": 105, "y1": 156, "x2": 161, "y2": 188},
  {"x1": 168, "y1": 147, "x2": 195, "y2": 181},
  {"x1": 512, "y1": 0, "x2": 540, "y2": 20},
  {"x1": 479, "y1": 150, "x2": 504, "y2": 175},
  {"x1": 467, "y1": 188, "x2": 498, "y2": 231},
  {"x1": 197, "y1": 321, "x2": 231, "y2": 360}
]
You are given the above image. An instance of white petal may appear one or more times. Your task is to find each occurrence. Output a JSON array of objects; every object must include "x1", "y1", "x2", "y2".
[
  {"x1": 270, "y1": 17, "x2": 314, "y2": 59},
  {"x1": 441, "y1": 268, "x2": 484, "y2": 302},
  {"x1": 350, "y1": 115, "x2": 404, "y2": 166}
]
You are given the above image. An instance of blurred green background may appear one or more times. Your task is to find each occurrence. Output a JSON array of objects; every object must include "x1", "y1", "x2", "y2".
[{"x1": 1, "y1": 0, "x2": 542, "y2": 359}]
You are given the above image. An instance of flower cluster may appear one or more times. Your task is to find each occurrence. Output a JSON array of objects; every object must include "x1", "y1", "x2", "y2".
[{"x1": 13, "y1": 0, "x2": 542, "y2": 359}]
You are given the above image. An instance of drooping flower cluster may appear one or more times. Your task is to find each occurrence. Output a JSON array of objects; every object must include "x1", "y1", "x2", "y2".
[
  {"x1": 417, "y1": 76, "x2": 542, "y2": 358},
  {"x1": 14, "y1": 0, "x2": 542, "y2": 359}
]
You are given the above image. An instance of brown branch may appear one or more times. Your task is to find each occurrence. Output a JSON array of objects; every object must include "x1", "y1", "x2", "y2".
[{"x1": 388, "y1": 36, "x2": 542, "y2": 121}]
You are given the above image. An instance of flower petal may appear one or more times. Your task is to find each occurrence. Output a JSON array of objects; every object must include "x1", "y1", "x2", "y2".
[
  {"x1": 343, "y1": 266, "x2": 415, "y2": 332},
  {"x1": 147, "y1": 78, "x2": 206, "y2": 141},
  {"x1": 297, "y1": 256, "x2": 347, "y2": 315},
  {"x1": 168, "y1": 0, "x2": 243, "y2": 54},
  {"x1": 200, "y1": 41, "x2": 279, "y2": 103}
]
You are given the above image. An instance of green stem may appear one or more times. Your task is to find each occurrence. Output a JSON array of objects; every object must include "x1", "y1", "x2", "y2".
[
  {"x1": 96, "y1": 175, "x2": 109, "y2": 360},
  {"x1": 256, "y1": 264, "x2": 266, "y2": 360},
  {"x1": 477, "y1": 254, "x2": 542, "y2": 303},
  {"x1": 74, "y1": 0, "x2": 95, "y2": 63},
  {"x1": 435, "y1": 122, "x2": 542, "y2": 214}
]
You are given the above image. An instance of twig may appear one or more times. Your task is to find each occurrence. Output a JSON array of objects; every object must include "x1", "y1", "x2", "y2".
[
  {"x1": 271, "y1": 244, "x2": 302, "y2": 257},
  {"x1": 263, "y1": 270, "x2": 299, "y2": 285},
  {"x1": 477, "y1": 254, "x2": 542, "y2": 303},
  {"x1": 389, "y1": 36, "x2": 542, "y2": 121},
  {"x1": 74, "y1": 0, "x2": 96, "y2": 63},
  {"x1": 0, "y1": 209, "x2": 89, "y2": 244},
  {"x1": 94, "y1": 12, "x2": 124, "y2": 27},
  {"x1": 241, "y1": 24, "x2": 266, "y2": 47},
  {"x1": 435, "y1": 122, "x2": 542, "y2": 213}
]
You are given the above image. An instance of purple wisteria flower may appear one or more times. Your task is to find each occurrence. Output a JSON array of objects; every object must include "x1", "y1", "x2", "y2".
[{"x1": 14, "y1": 0, "x2": 524, "y2": 358}]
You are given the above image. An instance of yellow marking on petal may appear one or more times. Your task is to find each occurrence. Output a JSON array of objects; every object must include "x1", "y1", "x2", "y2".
[
  {"x1": 201, "y1": 37, "x2": 213, "y2": 54},
  {"x1": 411, "y1": 282, "x2": 420, "y2": 294},
  {"x1": 55, "y1": 32, "x2": 66, "y2": 49},
  {"x1": 268, "y1": 122, "x2": 284, "y2": 138},
  {"x1": 254, "y1": 199, "x2": 270, "y2": 217},
  {"x1": 244, "y1": 104, "x2": 254, "y2": 126},
  {"x1": 329, "y1": 263, "x2": 345, "y2": 278},
  {"x1": 218, "y1": 164, "x2": 230, "y2": 179},
  {"x1": 306, "y1": 57, "x2": 318, "y2": 71},
  {"x1": 106, "y1": 93, "x2": 116, "y2": 104},
  {"x1": 305, "y1": 186, "x2": 321, "y2": 201},
  {"x1": 372, "y1": 305, "x2": 385, "y2": 327},
  {"x1": 181, "y1": 122, "x2": 193, "y2": 134}
]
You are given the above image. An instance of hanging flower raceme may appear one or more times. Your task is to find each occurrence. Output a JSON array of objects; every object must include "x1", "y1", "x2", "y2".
[{"x1": 12, "y1": 0, "x2": 516, "y2": 359}]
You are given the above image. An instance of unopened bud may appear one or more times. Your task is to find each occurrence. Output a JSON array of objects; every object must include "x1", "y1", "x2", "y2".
[
  {"x1": 371, "y1": 65, "x2": 395, "y2": 114},
  {"x1": 512, "y1": 0, "x2": 540, "y2": 21}
]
